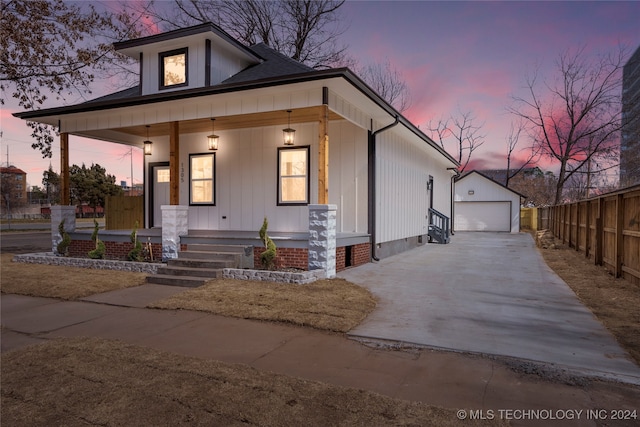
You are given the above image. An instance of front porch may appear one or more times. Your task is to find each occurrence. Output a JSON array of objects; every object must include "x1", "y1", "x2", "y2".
[{"x1": 66, "y1": 227, "x2": 371, "y2": 273}]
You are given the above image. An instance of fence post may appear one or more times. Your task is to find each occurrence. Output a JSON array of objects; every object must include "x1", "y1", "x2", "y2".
[
  {"x1": 575, "y1": 202, "x2": 580, "y2": 251},
  {"x1": 595, "y1": 199, "x2": 604, "y2": 266},
  {"x1": 585, "y1": 200, "x2": 591, "y2": 258},
  {"x1": 615, "y1": 193, "x2": 624, "y2": 278}
]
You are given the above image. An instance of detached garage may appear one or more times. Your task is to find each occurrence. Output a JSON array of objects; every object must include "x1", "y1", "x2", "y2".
[{"x1": 454, "y1": 171, "x2": 524, "y2": 233}]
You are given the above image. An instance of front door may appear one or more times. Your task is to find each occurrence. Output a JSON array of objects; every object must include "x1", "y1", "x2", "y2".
[{"x1": 150, "y1": 163, "x2": 170, "y2": 227}]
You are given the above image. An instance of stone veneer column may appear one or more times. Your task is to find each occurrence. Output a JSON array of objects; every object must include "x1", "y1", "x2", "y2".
[
  {"x1": 161, "y1": 205, "x2": 189, "y2": 260},
  {"x1": 51, "y1": 205, "x2": 76, "y2": 254},
  {"x1": 308, "y1": 204, "x2": 337, "y2": 279}
]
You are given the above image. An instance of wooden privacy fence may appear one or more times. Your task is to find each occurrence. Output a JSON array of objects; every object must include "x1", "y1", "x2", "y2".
[
  {"x1": 105, "y1": 195, "x2": 143, "y2": 230},
  {"x1": 545, "y1": 185, "x2": 640, "y2": 285},
  {"x1": 521, "y1": 207, "x2": 550, "y2": 231}
]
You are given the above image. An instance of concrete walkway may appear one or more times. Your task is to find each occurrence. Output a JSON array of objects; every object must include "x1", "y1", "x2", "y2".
[{"x1": 339, "y1": 232, "x2": 640, "y2": 384}]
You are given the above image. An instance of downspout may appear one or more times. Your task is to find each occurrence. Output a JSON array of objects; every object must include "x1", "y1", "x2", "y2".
[
  {"x1": 448, "y1": 167, "x2": 459, "y2": 235},
  {"x1": 368, "y1": 116, "x2": 400, "y2": 261}
]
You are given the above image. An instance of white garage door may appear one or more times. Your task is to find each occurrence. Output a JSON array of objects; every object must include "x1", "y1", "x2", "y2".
[{"x1": 455, "y1": 201, "x2": 511, "y2": 232}]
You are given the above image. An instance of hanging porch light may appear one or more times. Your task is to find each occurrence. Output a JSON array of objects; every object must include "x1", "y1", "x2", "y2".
[
  {"x1": 207, "y1": 118, "x2": 219, "y2": 150},
  {"x1": 282, "y1": 110, "x2": 295, "y2": 145},
  {"x1": 143, "y1": 125, "x2": 153, "y2": 155}
]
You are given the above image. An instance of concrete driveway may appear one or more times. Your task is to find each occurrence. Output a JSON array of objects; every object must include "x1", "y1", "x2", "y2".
[{"x1": 339, "y1": 232, "x2": 640, "y2": 383}]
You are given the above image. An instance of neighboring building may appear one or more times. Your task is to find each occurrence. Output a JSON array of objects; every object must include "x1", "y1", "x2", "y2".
[
  {"x1": 621, "y1": 44, "x2": 640, "y2": 187},
  {"x1": 454, "y1": 170, "x2": 524, "y2": 233},
  {"x1": 14, "y1": 23, "x2": 459, "y2": 274},
  {"x1": 0, "y1": 166, "x2": 27, "y2": 210}
]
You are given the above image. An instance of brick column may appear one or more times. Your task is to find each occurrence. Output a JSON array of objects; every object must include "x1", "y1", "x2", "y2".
[
  {"x1": 308, "y1": 204, "x2": 337, "y2": 278},
  {"x1": 51, "y1": 205, "x2": 76, "y2": 255},
  {"x1": 161, "y1": 205, "x2": 188, "y2": 260}
]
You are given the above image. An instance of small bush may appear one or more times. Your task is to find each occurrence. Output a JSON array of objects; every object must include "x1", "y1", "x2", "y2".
[
  {"x1": 56, "y1": 219, "x2": 70, "y2": 256},
  {"x1": 128, "y1": 221, "x2": 143, "y2": 262},
  {"x1": 259, "y1": 217, "x2": 277, "y2": 270},
  {"x1": 88, "y1": 219, "x2": 105, "y2": 259}
]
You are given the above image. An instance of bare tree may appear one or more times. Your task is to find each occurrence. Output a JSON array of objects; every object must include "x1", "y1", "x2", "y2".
[
  {"x1": 510, "y1": 45, "x2": 633, "y2": 205},
  {"x1": 428, "y1": 108, "x2": 485, "y2": 173},
  {"x1": 132, "y1": 0, "x2": 349, "y2": 69},
  {"x1": 509, "y1": 170, "x2": 557, "y2": 207},
  {"x1": 504, "y1": 119, "x2": 540, "y2": 187},
  {"x1": 357, "y1": 59, "x2": 411, "y2": 112},
  {"x1": 1, "y1": 0, "x2": 143, "y2": 158}
]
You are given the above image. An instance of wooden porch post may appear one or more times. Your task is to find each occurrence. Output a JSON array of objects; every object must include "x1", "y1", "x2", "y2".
[
  {"x1": 318, "y1": 104, "x2": 329, "y2": 204},
  {"x1": 60, "y1": 132, "x2": 70, "y2": 205},
  {"x1": 169, "y1": 121, "x2": 180, "y2": 205}
]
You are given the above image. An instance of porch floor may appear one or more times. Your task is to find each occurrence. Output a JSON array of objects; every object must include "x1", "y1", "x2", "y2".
[{"x1": 71, "y1": 227, "x2": 370, "y2": 248}]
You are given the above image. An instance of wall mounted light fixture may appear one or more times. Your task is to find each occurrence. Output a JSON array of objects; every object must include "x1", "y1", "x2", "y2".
[
  {"x1": 143, "y1": 125, "x2": 153, "y2": 155},
  {"x1": 282, "y1": 110, "x2": 295, "y2": 145},
  {"x1": 207, "y1": 118, "x2": 219, "y2": 150}
]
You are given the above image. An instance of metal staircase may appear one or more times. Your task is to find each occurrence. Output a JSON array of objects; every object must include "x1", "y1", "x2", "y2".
[{"x1": 428, "y1": 208, "x2": 451, "y2": 244}]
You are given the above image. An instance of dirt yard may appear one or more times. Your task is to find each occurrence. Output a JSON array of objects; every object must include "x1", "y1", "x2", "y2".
[
  {"x1": 149, "y1": 277, "x2": 377, "y2": 332},
  {"x1": 0, "y1": 253, "x2": 146, "y2": 299},
  {"x1": 1, "y1": 337, "x2": 507, "y2": 427}
]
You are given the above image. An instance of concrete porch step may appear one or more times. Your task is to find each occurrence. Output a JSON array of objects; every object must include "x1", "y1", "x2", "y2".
[
  {"x1": 146, "y1": 242, "x2": 253, "y2": 287},
  {"x1": 168, "y1": 258, "x2": 235, "y2": 269},
  {"x1": 178, "y1": 250, "x2": 240, "y2": 262},
  {"x1": 156, "y1": 265, "x2": 224, "y2": 278},
  {"x1": 186, "y1": 243, "x2": 253, "y2": 254},
  {"x1": 145, "y1": 274, "x2": 209, "y2": 288}
]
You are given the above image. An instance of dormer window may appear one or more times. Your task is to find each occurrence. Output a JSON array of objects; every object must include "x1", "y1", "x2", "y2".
[{"x1": 159, "y1": 48, "x2": 188, "y2": 89}]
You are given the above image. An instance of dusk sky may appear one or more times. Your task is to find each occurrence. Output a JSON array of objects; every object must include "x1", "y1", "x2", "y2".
[{"x1": 2, "y1": 0, "x2": 639, "y2": 190}]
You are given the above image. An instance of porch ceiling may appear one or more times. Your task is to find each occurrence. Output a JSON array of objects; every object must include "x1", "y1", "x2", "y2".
[{"x1": 114, "y1": 106, "x2": 343, "y2": 138}]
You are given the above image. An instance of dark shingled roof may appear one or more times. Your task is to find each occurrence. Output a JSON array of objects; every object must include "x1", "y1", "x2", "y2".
[
  {"x1": 222, "y1": 43, "x2": 315, "y2": 84},
  {"x1": 85, "y1": 43, "x2": 314, "y2": 105}
]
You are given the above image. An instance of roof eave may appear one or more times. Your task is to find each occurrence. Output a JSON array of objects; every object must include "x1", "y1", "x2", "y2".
[{"x1": 13, "y1": 67, "x2": 459, "y2": 167}]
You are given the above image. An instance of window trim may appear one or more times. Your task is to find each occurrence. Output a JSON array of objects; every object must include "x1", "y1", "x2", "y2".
[
  {"x1": 277, "y1": 145, "x2": 310, "y2": 206},
  {"x1": 159, "y1": 47, "x2": 188, "y2": 90},
  {"x1": 189, "y1": 152, "x2": 216, "y2": 206}
]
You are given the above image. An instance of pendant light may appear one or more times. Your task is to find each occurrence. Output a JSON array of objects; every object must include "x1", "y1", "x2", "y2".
[
  {"x1": 143, "y1": 125, "x2": 152, "y2": 155},
  {"x1": 282, "y1": 110, "x2": 295, "y2": 145},
  {"x1": 207, "y1": 118, "x2": 219, "y2": 150}
]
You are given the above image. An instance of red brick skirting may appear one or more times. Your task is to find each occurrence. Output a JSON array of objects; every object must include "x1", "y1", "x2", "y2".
[
  {"x1": 253, "y1": 242, "x2": 371, "y2": 272},
  {"x1": 253, "y1": 247, "x2": 308, "y2": 270},
  {"x1": 68, "y1": 240, "x2": 181, "y2": 261},
  {"x1": 68, "y1": 239, "x2": 370, "y2": 269}
]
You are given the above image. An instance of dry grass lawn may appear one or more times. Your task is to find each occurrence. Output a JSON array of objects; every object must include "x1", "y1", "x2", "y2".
[
  {"x1": 536, "y1": 236, "x2": 640, "y2": 365},
  {"x1": 149, "y1": 278, "x2": 377, "y2": 332},
  {"x1": 0, "y1": 253, "x2": 146, "y2": 299},
  {"x1": 1, "y1": 337, "x2": 507, "y2": 427}
]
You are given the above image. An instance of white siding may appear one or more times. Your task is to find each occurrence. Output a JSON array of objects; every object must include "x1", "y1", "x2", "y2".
[
  {"x1": 376, "y1": 131, "x2": 453, "y2": 244},
  {"x1": 328, "y1": 120, "x2": 368, "y2": 233}
]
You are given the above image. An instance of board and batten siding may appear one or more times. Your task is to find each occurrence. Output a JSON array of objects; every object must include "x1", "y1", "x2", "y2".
[
  {"x1": 144, "y1": 119, "x2": 369, "y2": 234},
  {"x1": 375, "y1": 131, "x2": 452, "y2": 244}
]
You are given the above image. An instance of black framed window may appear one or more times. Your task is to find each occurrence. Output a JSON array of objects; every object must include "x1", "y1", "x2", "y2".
[
  {"x1": 159, "y1": 48, "x2": 188, "y2": 89},
  {"x1": 190, "y1": 153, "x2": 215, "y2": 205},
  {"x1": 277, "y1": 146, "x2": 310, "y2": 205}
]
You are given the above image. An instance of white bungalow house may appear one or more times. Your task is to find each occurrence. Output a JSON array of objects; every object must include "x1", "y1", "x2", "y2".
[
  {"x1": 454, "y1": 170, "x2": 524, "y2": 233},
  {"x1": 14, "y1": 23, "x2": 459, "y2": 278}
]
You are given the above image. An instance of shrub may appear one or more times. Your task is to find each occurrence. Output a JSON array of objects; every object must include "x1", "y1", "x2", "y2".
[
  {"x1": 88, "y1": 219, "x2": 106, "y2": 259},
  {"x1": 56, "y1": 219, "x2": 70, "y2": 256},
  {"x1": 128, "y1": 221, "x2": 143, "y2": 262},
  {"x1": 259, "y1": 217, "x2": 277, "y2": 270}
]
